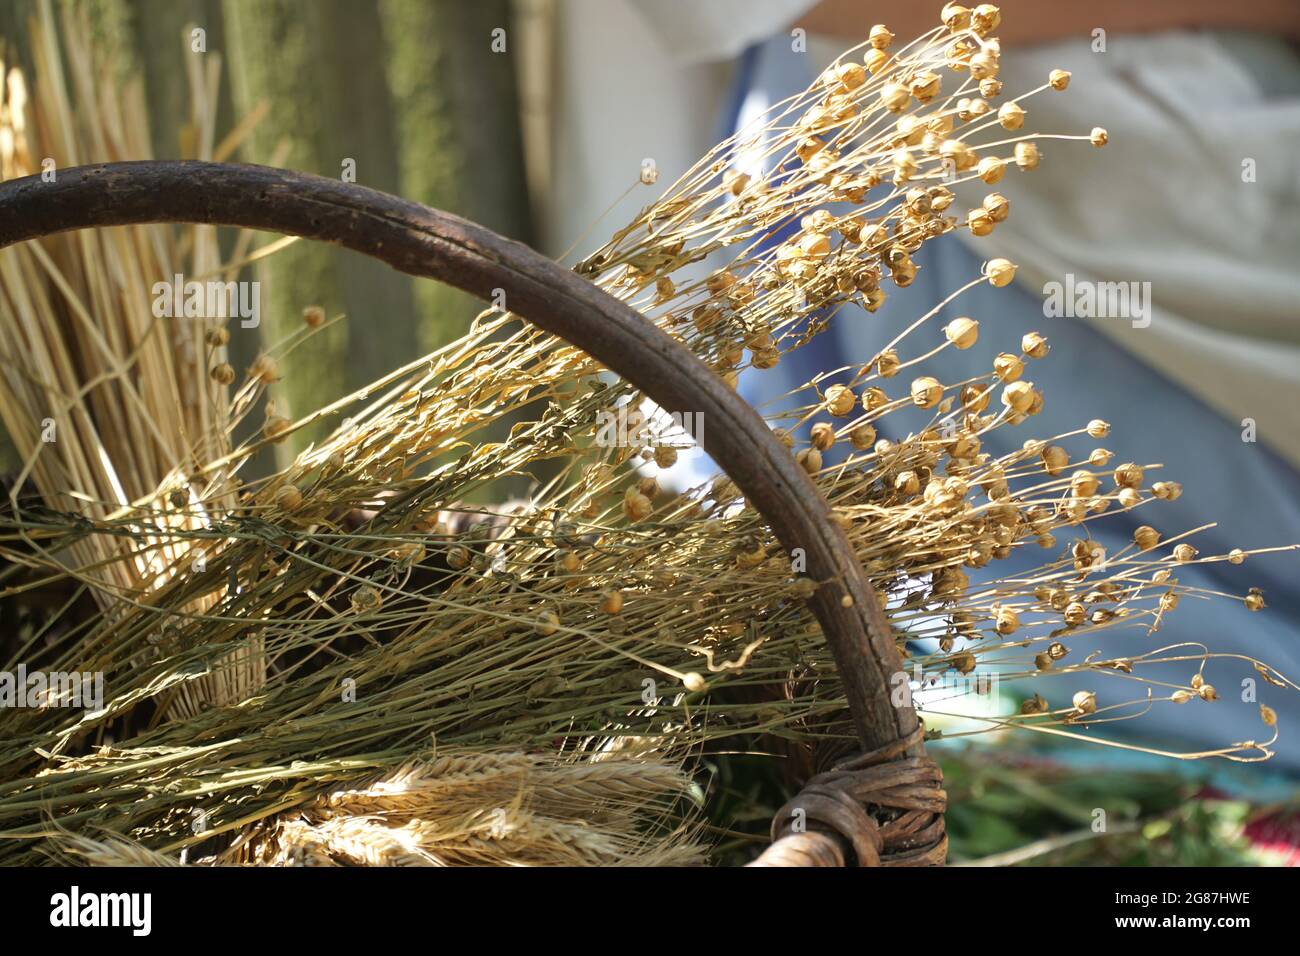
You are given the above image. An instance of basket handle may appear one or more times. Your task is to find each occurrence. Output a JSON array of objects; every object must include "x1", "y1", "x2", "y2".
[{"x1": 0, "y1": 160, "x2": 941, "y2": 864}]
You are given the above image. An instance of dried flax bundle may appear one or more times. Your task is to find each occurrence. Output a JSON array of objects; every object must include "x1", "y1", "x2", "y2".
[
  {"x1": 0, "y1": 4, "x2": 265, "y2": 719},
  {"x1": 1, "y1": 2, "x2": 1296, "y2": 866}
]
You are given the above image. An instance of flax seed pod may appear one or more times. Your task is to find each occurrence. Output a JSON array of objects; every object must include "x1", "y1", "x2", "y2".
[
  {"x1": 274, "y1": 484, "x2": 303, "y2": 512},
  {"x1": 1041, "y1": 445, "x2": 1068, "y2": 475},
  {"x1": 682, "y1": 672, "x2": 709, "y2": 693},
  {"x1": 961, "y1": 383, "x2": 991, "y2": 413},
  {"x1": 1090, "y1": 127, "x2": 1108, "y2": 147},
  {"x1": 944, "y1": 317, "x2": 979, "y2": 349},
  {"x1": 600, "y1": 590, "x2": 624, "y2": 615},
  {"x1": 824, "y1": 384, "x2": 856, "y2": 417},
  {"x1": 796, "y1": 136, "x2": 826, "y2": 163},
  {"x1": 796, "y1": 448, "x2": 823, "y2": 475},
  {"x1": 537, "y1": 609, "x2": 560, "y2": 636},
  {"x1": 894, "y1": 470, "x2": 920, "y2": 495},
  {"x1": 880, "y1": 82, "x2": 911, "y2": 112},
  {"x1": 1134, "y1": 526, "x2": 1160, "y2": 550},
  {"x1": 902, "y1": 188, "x2": 931, "y2": 218},
  {"x1": 995, "y1": 606, "x2": 1020, "y2": 634},
  {"x1": 1245, "y1": 588, "x2": 1266, "y2": 612},
  {"x1": 1001, "y1": 381, "x2": 1034, "y2": 413},
  {"x1": 970, "y1": 51, "x2": 998, "y2": 80},
  {"x1": 942, "y1": 3, "x2": 972, "y2": 30},
  {"x1": 969, "y1": 210, "x2": 994, "y2": 241},
  {"x1": 1076, "y1": 424, "x2": 1107, "y2": 446},
  {"x1": 928, "y1": 184, "x2": 956, "y2": 211},
  {"x1": 1113, "y1": 462, "x2": 1143, "y2": 488},
  {"x1": 1152, "y1": 481, "x2": 1182, "y2": 501},
  {"x1": 799, "y1": 232, "x2": 830, "y2": 259},
  {"x1": 885, "y1": 243, "x2": 913, "y2": 271},
  {"x1": 997, "y1": 102, "x2": 1024, "y2": 130},
  {"x1": 623, "y1": 487, "x2": 652, "y2": 522},
  {"x1": 1070, "y1": 470, "x2": 1099, "y2": 497},
  {"x1": 1117, "y1": 487, "x2": 1141, "y2": 508},
  {"x1": 992, "y1": 352, "x2": 1024, "y2": 383},
  {"x1": 911, "y1": 71, "x2": 942, "y2": 103},
  {"x1": 875, "y1": 349, "x2": 901, "y2": 378},
  {"x1": 977, "y1": 156, "x2": 1005, "y2": 184},
  {"x1": 946, "y1": 36, "x2": 976, "y2": 70},
  {"x1": 810, "y1": 422, "x2": 836, "y2": 451},
  {"x1": 302, "y1": 305, "x2": 326, "y2": 328},
  {"x1": 1174, "y1": 543, "x2": 1198, "y2": 563},
  {"x1": 940, "y1": 138, "x2": 976, "y2": 171},
  {"x1": 1072, "y1": 690, "x2": 1097, "y2": 716},
  {"x1": 351, "y1": 585, "x2": 382, "y2": 613},
  {"x1": 837, "y1": 61, "x2": 866, "y2": 91},
  {"x1": 210, "y1": 362, "x2": 235, "y2": 385},
  {"x1": 249, "y1": 355, "x2": 279, "y2": 384},
  {"x1": 972, "y1": 3, "x2": 1001, "y2": 32},
  {"x1": 1021, "y1": 693, "x2": 1048, "y2": 714},
  {"x1": 864, "y1": 47, "x2": 892, "y2": 75},
  {"x1": 1228, "y1": 548, "x2": 1246, "y2": 565},
  {"x1": 1014, "y1": 141, "x2": 1040, "y2": 169},
  {"x1": 986, "y1": 258, "x2": 1017, "y2": 287},
  {"x1": 692, "y1": 303, "x2": 721, "y2": 333},
  {"x1": 850, "y1": 423, "x2": 877, "y2": 450},
  {"x1": 911, "y1": 376, "x2": 944, "y2": 408},
  {"x1": 446, "y1": 545, "x2": 470, "y2": 571},
  {"x1": 982, "y1": 195, "x2": 1010, "y2": 227},
  {"x1": 1021, "y1": 331, "x2": 1049, "y2": 358},
  {"x1": 263, "y1": 415, "x2": 292, "y2": 444}
]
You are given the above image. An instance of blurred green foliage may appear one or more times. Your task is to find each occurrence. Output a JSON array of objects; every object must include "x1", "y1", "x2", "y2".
[{"x1": 704, "y1": 740, "x2": 1266, "y2": 867}]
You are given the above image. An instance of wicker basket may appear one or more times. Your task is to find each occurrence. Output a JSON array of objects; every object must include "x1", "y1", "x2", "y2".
[{"x1": 0, "y1": 160, "x2": 947, "y2": 866}]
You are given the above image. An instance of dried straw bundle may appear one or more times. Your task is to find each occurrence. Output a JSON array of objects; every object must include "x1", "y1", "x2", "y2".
[
  {"x1": 1, "y1": 2, "x2": 1296, "y2": 866},
  {"x1": 0, "y1": 3, "x2": 266, "y2": 720},
  {"x1": 216, "y1": 753, "x2": 703, "y2": 867}
]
